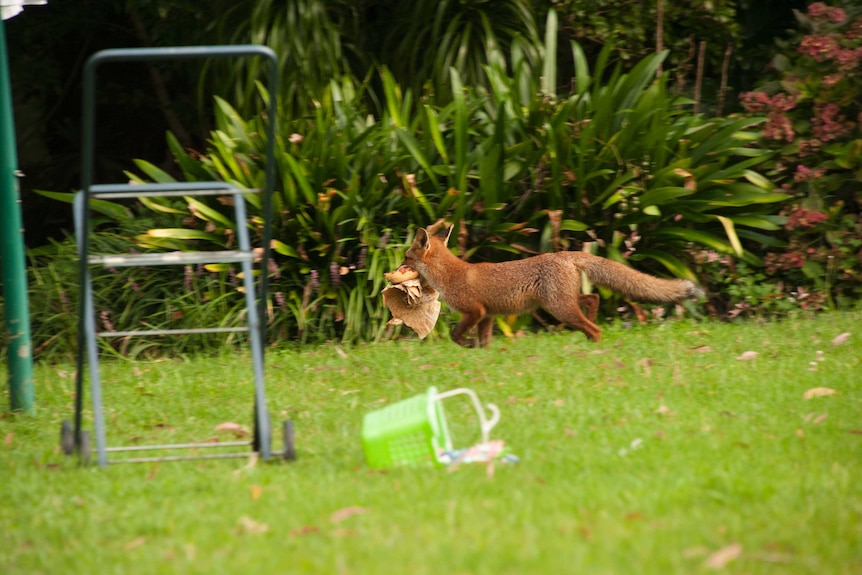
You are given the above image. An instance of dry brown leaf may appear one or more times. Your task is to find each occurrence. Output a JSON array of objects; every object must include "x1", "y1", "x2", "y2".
[
  {"x1": 124, "y1": 536, "x2": 147, "y2": 550},
  {"x1": 4, "y1": 431, "x2": 12, "y2": 447},
  {"x1": 214, "y1": 422, "x2": 249, "y2": 437},
  {"x1": 250, "y1": 485, "x2": 263, "y2": 501},
  {"x1": 736, "y1": 351, "x2": 758, "y2": 361},
  {"x1": 674, "y1": 168, "x2": 697, "y2": 190},
  {"x1": 290, "y1": 525, "x2": 319, "y2": 537},
  {"x1": 705, "y1": 542, "x2": 742, "y2": 569},
  {"x1": 655, "y1": 405, "x2": 674, "y2": 416},
  {"x1": 803, "y1": 387, "x2": 837, "y2": 400},
  {"x1": 330, "y1": 506, "x2": 367, "y2": 523},
  {"x1": 636, "y1": 358, "x2": 653, "y2": 377},
  {"x1": 691, "y1": 345, "x2": 713, "y2": 353},
  {"x1": 238, "y1": 515, "x2": 269, "y2": 535},
  {"x1": 832, "y1": 332, "x2": 851, "y2": 345}
]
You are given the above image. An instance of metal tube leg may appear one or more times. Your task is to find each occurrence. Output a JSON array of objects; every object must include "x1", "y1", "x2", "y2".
[
  {"x1": 83, "y1": 273, "x2": 108, "y2": 466},
  {"x1": 235, "y1": 195, "x2": 270, "y2": 460}
]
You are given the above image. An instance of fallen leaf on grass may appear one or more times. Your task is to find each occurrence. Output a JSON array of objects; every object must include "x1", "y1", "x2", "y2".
[
  {"x1": 736, "y1": 351, "x2": 758, "y2": 361},
  {"x1": 232, "y1": 453, "x2": 259, "y2": 476},
  {"x1": 655, "y1": 405, "x2": 674, "y2": 416},
  {"x1": 636, "y1": 358, "x2": 653, "y2": 376},
  {"x1": 238, "y1": 515, "x2": 269, "y2": 535},
  {"x1": 4, "y1": 431, "x2": 12, "y2": 447},
  {"x1": 250, "y1": 485, "x2": 263, "y2": 501},
  {"x1": 330, "y1": 506, "x2": 367, "y2": 523},
  {"x1": 691, "y1": 345, "x2": 713, "y2": 353},
  {"x1": 124, "y1": 536, "x2": 147, "y2": 550},
  {"x1": 290, "y1": 525, "x2": 319, "y2": 537},
  {"x1": 803, "y1": 387, "x2": 837, "y2": 400},
  {"x1": 705, "y1": 542, "x2": 742, "y2": 569},
  {"x1": 214, "y1": 422, "x2": 249, "y2": 437},
  {"x1": 832, "y1": 332, "x2": 851, "y2": 345}
]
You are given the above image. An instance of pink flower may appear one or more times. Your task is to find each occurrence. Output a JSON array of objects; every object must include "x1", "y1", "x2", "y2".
[
  {"x1": 798, "y1": 34, "x2": 840, "y2": 62},
  {"x1": 822, "y1": 74, "x2": 843, "y2": 87},
  {"x1": 828, "y1": 6, "x2": 846, "y2": 24},
  {"x1": 793, "y1": 164, "x2": 826, "y2": 183},
  {"x1": 798, "y1": 139, "x2": 822, "y2": 157},
  {"x1": 740, "y1": 91, "x2": 770, "y2": 113},
  {"x1": 764, "y1": 111, "x2": 795, "y2": 142},
  {"x1": 785, "y1": 208, "x2": 829, "y2": 230},
  {"x1": 807, "y1": 2, "x2": 829, "y2": 19},
  {"x1": 812, "y1": 102, "x2": 851, "y2": 141},
  {"x1": 835, "y1": 49, "x2": 861, "y2": 72},
  {"x1": 741, "y1": 92, "x2": 797, "y2": 142}
]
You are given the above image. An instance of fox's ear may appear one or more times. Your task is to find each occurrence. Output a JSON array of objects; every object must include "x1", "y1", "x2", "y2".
[
  {"x1": 437, "y1": 225, "x2": 454, "y2": 246},
  {"x1": 411, "y1": 228, "x2": 432, "y2": 253}
]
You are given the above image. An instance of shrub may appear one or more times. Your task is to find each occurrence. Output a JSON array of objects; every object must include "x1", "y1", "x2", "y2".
[
  {"x1": 26, "y1": 12, "x2": 789, "y2": 355},
  {"x1": 737, "y1": 1, "x2": 862, "y2": 311}
]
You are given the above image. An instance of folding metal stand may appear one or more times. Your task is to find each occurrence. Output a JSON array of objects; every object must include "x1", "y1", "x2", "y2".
[{"x1": 61, "y1": 45, "x2": 294, "y2": 466}]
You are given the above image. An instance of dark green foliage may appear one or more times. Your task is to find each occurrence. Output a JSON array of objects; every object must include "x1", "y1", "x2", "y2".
[
  {"x1": 9, "y1": 4, "x2": 829, "y2": 360},
  {"x1": 60, "y1": 14, "x2": 783, "y2": 353}
]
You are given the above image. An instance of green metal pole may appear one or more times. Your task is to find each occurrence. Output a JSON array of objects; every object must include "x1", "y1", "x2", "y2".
[{"x1": 0, "y1": 16, "x2": 35, "y2": 414}]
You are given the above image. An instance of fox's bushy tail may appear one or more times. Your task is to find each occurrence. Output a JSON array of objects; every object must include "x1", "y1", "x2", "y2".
[{"x1": 574, "y1": 253, "x2": 703, "y2": 303}]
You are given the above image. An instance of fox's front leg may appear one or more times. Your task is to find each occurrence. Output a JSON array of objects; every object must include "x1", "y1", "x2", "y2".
[{"x1": 450, "y1": 307, "x2": 485, "y2": 347}]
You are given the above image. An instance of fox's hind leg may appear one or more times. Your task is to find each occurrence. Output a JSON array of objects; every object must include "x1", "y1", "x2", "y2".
[
  {"x1": 580, "y1": 293, "x2": 599, "y2": 323},
  {"x1": 545, "y1": 296, "x2": 602, "y2": 342},
  {"x1": 477, "y1": 316, "x2": 494, "y2": 348}
]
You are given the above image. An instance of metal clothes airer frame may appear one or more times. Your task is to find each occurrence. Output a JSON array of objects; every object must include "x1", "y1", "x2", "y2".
[{"x1": 61, "y1": 45, "x2": 294, "y2": 466}]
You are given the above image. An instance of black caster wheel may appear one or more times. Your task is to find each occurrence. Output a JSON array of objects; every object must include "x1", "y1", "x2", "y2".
[
  {"x1": 61, "y1": 420, "x2": 74, "y2": 456},
  {"x1": 282, "y1": 420, "x2": 296, "y2": 462}
]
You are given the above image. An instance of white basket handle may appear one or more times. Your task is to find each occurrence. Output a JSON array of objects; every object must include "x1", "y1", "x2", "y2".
[{"x1": 434, "y1": 388, "x2": 500, "y2": 445}]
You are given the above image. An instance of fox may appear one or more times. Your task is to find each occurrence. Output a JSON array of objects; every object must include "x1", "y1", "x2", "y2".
[{"x1": 401, "y1": 226, "x2": 703, "y2": 347}]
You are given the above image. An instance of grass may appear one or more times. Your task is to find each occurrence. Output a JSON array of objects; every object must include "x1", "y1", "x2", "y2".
[{"x1": 2, "y1": 311, "x2": 861, "y2": 574}]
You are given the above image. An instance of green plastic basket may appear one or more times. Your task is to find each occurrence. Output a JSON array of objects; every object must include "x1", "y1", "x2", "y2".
[{"x1": 361, "y1": 386, "x2": 499, "y2": 469}]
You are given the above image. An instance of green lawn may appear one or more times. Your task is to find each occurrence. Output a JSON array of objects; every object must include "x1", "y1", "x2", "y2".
[{"x1": 2, "y1": 312, "x2": 861, "y2": 574}]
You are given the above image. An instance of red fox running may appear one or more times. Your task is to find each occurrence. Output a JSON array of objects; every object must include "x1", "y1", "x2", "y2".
[{"x1": 401, "y1": 226, "x2": 703, "y2": 347}]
